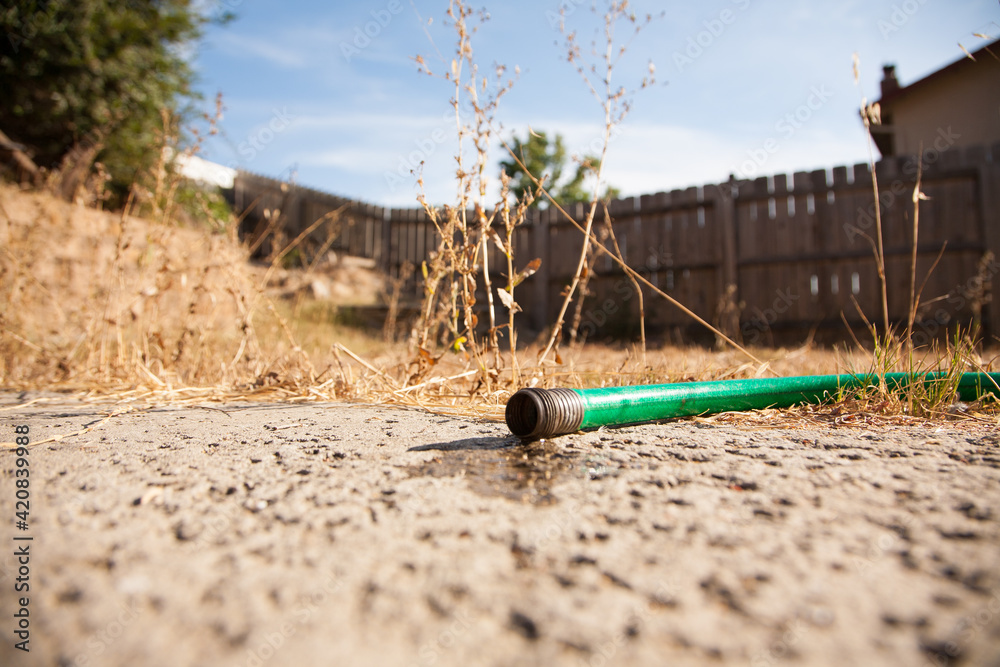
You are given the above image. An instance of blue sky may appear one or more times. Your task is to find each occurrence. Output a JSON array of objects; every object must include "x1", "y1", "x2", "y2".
[{"x1": 190, "y1": 0, "x2": 999, "y2": 207}]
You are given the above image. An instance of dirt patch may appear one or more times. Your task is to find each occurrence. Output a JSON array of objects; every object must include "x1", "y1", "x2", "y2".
[
  {"x1": 0, "y1": 183, "x2": 392, "y2": 390},
  {"x1": 257, "y1": 254, "x2": 385, "y2": 306}
]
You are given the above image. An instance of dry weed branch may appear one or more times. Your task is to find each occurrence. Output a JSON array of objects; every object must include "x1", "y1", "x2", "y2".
[
  {"x1": 537, "y1": 2, "x2": 660, "y2": 366},
  {"x1": 495, "y1": 136, "x2": 766, "y2": 369},
  {"x1": 853, "y1": 54, "x2": 890, "y2": 335}
]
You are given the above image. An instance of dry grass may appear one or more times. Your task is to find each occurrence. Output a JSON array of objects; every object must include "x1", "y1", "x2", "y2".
[
  {"x1": 0, "y1": 182, "x2": 332, "y2": 398},
  {"x1": 0, "y1": 182, "x2": 748, "y2": 414},
  {"x1": 0, "y1": 178, "x2": 851, "y2": 406}
]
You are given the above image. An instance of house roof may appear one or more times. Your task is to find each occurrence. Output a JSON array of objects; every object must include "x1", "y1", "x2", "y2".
[{"x1": 877, "y1": 37, "x2": 999, "y2": 107}]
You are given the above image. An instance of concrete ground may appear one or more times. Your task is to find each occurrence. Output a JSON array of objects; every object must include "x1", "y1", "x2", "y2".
[{"x1": 1, "y1": 394, "x2": 999, "y2": 667}]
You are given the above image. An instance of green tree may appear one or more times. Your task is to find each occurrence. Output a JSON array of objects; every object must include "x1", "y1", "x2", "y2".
[
  {"x1": 0, "y1": 0, "x2": 219, "y2": 200},
  {"x1": 499, "y1": 130, "x2": 619, "y2": 207}
]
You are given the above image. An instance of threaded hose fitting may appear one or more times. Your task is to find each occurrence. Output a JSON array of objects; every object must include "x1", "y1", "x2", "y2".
[{"x1": 505, "y1": 387, "x2": 585, "y2": 439}]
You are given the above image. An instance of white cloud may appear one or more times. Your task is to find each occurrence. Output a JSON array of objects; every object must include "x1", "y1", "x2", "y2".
[
  {"x1": 209, "y1": 31, "x2": 307, "y2": 68},
  {"x1": 291, "y1": 110, "x2": 455, "y2": 132},
  {"x1": 494, "y1": 120, "x2": 742, "y2": 196},
  {"x1": 296, "y1": 148, "x2": 394, "y2": 172}
]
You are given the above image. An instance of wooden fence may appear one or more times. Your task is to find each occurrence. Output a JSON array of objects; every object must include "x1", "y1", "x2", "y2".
[
  {"x1": 231, "y1": 173, "x2": 389, "y2": 268},
  {"x1": 229, "y1": 140, "x2": 1000, "y2": 344}
]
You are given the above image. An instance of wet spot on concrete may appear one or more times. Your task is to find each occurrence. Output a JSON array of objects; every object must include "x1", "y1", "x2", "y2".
[
  {"x1": 401, "y1": 438, "x2": 577, "y2": 505},
  {"x1": 402, "y1": 439, "x2": 577, "y2": 504}
]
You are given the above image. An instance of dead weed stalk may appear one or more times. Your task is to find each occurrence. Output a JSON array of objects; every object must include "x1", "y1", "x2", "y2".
[
  {"x1": 410, "y1": 0, "x2": 526, "y2": 391},
  {"x1": 536, "y1": 2, "x2": 659, "y2": 367},
  {"x1": 853, "y1": 54, "x2": 891, "y2": 336}
]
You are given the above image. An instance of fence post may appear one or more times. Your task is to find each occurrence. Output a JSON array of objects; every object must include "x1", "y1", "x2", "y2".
[
  {"x1": 709, "y1": 178, "x2": 739, "y2": 339},
  {"x1": 531, "y1": 207, "x2": 550, "y2": 333},
  {"x1": 380, "y1": 208, "x2": 392, "y2": 274},
  {"x1": 717, "y1": 178, "x2": 738, "y2": 293},
  {"x1": 977, "y1": 141, "x2": 1000, "y2": 341}
]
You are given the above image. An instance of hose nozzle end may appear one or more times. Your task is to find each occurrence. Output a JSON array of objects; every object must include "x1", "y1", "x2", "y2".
[{"x1": 505, "y1": 387, "x2": 585, "y2": 439}]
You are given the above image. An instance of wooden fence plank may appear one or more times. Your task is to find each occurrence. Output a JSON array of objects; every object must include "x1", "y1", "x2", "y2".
[{"x1": 977, "y1": 142, "x2": 1000, "y2": 339}]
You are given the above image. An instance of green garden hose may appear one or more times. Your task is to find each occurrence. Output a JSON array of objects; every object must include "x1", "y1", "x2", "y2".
[{"x1": 505, "y1": 372, "x2": 1000, "y2": 439}]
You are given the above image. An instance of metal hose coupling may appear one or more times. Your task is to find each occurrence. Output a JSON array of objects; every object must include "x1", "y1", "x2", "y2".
[{"x1": 505, "y1": 387, "x2": 585, "y2": 439}]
